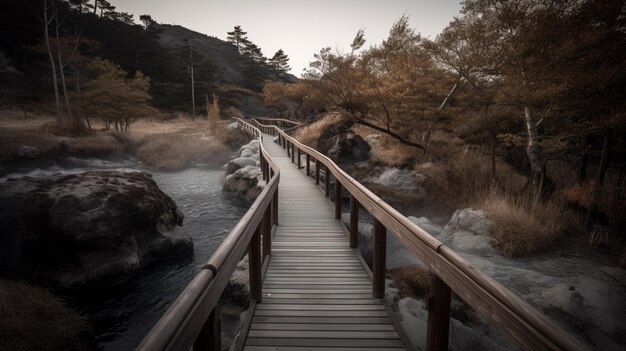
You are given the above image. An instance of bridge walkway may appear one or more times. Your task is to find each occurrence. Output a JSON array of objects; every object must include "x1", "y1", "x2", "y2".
[{"x1": 242, "y1": 135, "x2": 407, "y2": 350}]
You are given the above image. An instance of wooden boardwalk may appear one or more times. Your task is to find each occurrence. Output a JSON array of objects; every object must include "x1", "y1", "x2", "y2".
[{"x1": 242, "y1": 135, "x2": 406, "y2": 350}]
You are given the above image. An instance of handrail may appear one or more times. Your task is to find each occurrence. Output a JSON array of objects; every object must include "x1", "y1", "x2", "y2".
[
  {"x1": 138, "y1": 118, "x2": 280, "y2": 351},
  {"x1": 251, "y1": 116, "x2": 301, "y2": 129},
  {"x1": 265, "y1": 122, "x2": 590, "y2": 351}
]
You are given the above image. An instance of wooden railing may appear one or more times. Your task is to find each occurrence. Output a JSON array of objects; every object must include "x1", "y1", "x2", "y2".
[
  {"x1": 252, "y1": 116, "x2": 301, "y2": 130},
  {"x1": 260, "y1": 120, "x2": 590, "y2": 351},
  {"x1": 138, "y1": 119, "x2": 279, "y2": 351}
]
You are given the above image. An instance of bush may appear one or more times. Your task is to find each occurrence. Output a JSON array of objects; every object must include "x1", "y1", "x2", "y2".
[
  {"x1": 0, "y1": 280, "x2": 94, "y2": 351},
  {"x1": 388, "y1": 265, "x2": 430, "y2": 299},
  {"x1": 480, "y1": 192, "x2": 569, "y2": 257}
]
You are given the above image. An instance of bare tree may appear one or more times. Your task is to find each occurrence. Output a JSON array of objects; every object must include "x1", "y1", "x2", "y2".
[{"x1": 43, "y1": 0, "x2": 63, "y2": 124}]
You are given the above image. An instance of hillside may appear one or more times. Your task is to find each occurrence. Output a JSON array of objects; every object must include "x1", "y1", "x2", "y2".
[{"x1": 0, "y1": 0, "x2": 294, "y2": 113}]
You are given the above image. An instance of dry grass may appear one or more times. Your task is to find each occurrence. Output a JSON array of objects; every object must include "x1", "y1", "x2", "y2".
[
  {"x1": 479, "y1": 192, "x2": 570, "y2": 257},
  {"x1": 292, "y1": 112, "x2": 345, "y2": 147},
  {"x1": 0, "y1": 130, "x2": 63, "y2": 162},
  {"x1": 0, "y1": 280, "x2": 94, "y2": 351},
  {"x1": 388, "y1": 265, "x2": 431, "y2": 299},
  {"x1": 136, "y1": 132, "x2": 232, "y2": 171}
]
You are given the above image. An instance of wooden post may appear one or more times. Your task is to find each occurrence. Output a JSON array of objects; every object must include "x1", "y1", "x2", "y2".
[
  {"x1": 324, "y1": 166, "x2": 330, "y2": 197},
  {"x1": 315, "y1": 160, "x2": 320, "y2": 185},
  {"x1": 335, "y1": 180, "x2": 342, "y2": 220},
  {"x1": 193, "y1": 306, "x2": 221, "y2": 351},
  {"x1": 291, "y1": 145, "x2": 295, "y2": 164},
  {"x1": 306, "y1": 154, "x2": 310, "y2": 176},
  {"x1": 262, "y1": 206, "x2": 272, "y2": 258},
  {"x1": 272, "y1": 189, "x2": 278, "y2": 225},
  {"x1": 349, "y1": 195, "x2": 358, "y2": 249},
  {"x1": 248, "y1": 226, "x2": 262, "y2": 302},
  {"x1": 426, "y1": 273, "x2": 452, "y2": 351},
  {"x1": 297, "y1": 149, "x2": 302, "y2": 169},
  {"x1": 372, "y1": 219, "x2": 386, "y2": 298}
]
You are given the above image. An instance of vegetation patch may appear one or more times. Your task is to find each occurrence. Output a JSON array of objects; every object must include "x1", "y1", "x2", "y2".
[
  {"x1": 0, "y1": 280, "x2": 94, "y2": 351},
  {"x1": 388, "y1": 265, "x2": 430, "y2": 299},
  {"x1": 480, "y1": 193, "x2": 568, "y2": 257}
]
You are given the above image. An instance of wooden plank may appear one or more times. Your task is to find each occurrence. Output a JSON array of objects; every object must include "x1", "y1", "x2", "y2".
[
  {"x1": 245, "y1": 337, "x2": 405, "y2": 348},
  {"x1": 245, "y1": 348, "x2": 403, "y2": 351},
  {"x1": 250, "y1": 323, "x2": 396, "y2": 331},
  {"x1": 252, "y1": 316, "x2": 393, "y2": 324},
  {"x1": 256, "y1": 304, "x2": 385, "y2": 311},
  {"x1": 261, "y1": 293, "x2": 374, "y2": 299},
  {"x1": 261, "y1": 298, "x2": 380, "y2": 305},
  {"x1": 248, "y1": 330, "x2": 399, "y2": 339},
  {"x1": 254, "y1": 310, "x2": 389, "y2": 317}
]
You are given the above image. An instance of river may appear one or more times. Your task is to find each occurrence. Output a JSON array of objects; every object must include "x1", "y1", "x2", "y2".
[{"x1": 1, "y1": 160, "x2": 251, "y2": 350}]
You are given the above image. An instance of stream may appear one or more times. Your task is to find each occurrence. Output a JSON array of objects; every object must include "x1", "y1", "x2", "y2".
[{"x1": 1, "y1": 159, "x2": 251, "y2": 350}]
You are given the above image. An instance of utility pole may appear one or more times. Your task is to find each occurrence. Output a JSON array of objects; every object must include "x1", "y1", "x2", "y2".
[{"x1": 189, "y1": 39, "x2": 196, "y2": 120}]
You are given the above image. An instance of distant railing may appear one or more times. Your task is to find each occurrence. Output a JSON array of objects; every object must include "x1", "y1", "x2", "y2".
[
  {"x1": 259, "y1": 120, "x2": 590, "y2": 351},
  {"x1": 252, "y1": 116, "x2": 301, "y2": 131},
  {"x1": 138, "y1": 119, "x2": 279, "y2": 351}
]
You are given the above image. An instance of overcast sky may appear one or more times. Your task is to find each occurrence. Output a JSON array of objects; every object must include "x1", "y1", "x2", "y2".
[{"x1": 112, "y1": 0, "x2": 462, "y2": 75}]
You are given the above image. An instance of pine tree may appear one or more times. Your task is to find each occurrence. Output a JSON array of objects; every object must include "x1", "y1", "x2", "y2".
[
  {"x1": 226, "y1": 25, "x2": 248, "y2": 53},
  {"x1": 242, "y1": 41, "x2": 266, "y2": 64},
  {"x1": 269, "y1": 49, "x2": 290, "y2": 74}
]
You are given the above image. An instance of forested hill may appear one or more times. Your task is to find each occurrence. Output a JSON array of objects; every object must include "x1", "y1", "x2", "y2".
[{"x1": 0, "y1": 0, "x2": 295, "y2": 111}]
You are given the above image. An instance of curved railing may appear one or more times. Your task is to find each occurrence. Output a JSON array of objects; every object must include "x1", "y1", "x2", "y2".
[
  {"x1": 251, "y1": 116, "x2": 301, "y2": 131},
  {"x1": 138, "y1": 119, "x2": 279, "y2": 351},
  {"x1": 262, "y1": 121, "x2": 590, "y2": 351}
]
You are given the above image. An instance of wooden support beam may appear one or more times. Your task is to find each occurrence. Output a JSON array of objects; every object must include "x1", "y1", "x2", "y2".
[
  {"x1": 349, "y1": 195, "x2": 358, "y2": 249},
  {"x1": 306, "y1": 154, "x2": 310, "y2": 176},
  {"x1": 426, "y1": 273, "x2": 452, "y2": 351},
  {"x1": 324, "y1": 166, "x2": 330, "y2": 197},
  {"x1": 335, "y1": 180, "x2": 342, "y2": 220},
  {"x1": 193, "y1": 306, "x2": 221, "y2": 351},
  {"x1": 372, "y1": 219, "x2": 386, "y2": 298},
  {"x1": 315, "y1": 160, "x2": 320, "y2": 185},
  {"x1": 262, "y1": 206, "x2": 272, "y2": 258},
  {"x1": 291, "y1": 145, "x2": 296, "y2": 163},
  {"x1": 248, "y1": 226, "x2": 262, "y2": 302},
  {"x1": 297, "y1": 149, "x2": 302, "y2": 169},
  {"x1": 272, "y1": 189, "x2": 278, "y2": 225}
]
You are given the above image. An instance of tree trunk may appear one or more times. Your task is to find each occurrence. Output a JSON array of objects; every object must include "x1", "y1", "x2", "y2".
[
  {"x1": 490, "y1": 131, "x2": 497, "y2": 184},
  {"x1": 55, "y1": 11, "x2": 74, "y2": 130},
  {"x1": 439, "y1": 82, "x2": 459, "y2": 110},
  {"x1": 93, "y1": 0, "x2": 97, "y2": 14},
  {"x1": 44, "y1": 0, "x2": 63, "y2": 124},
  {"x1": 578, "y1": 152, "x2": 589, "y2": 183},
  {"x1": 585, "y1": 131, "x2": 611, "y2": 227}
]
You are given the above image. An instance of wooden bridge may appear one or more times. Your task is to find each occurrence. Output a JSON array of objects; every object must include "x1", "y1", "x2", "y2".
[{"x1": 138, "y1": 118, "x2": 590, "y2": 351}]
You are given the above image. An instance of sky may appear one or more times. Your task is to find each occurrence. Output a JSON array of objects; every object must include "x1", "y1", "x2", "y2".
[{"x1": 112, "y1": 0, "x2": 463, "y2": 75}]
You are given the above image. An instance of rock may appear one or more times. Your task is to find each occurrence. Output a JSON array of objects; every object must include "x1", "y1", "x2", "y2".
[
  {"x1": 17, "y1": 145, "x2": 40, "y2": 159},
  {"x1": 223, "y1": 165, "x2": 262, "y2": 200},
  {"x1": 408, "y1": 216, "x2": 443, "y2": 236},
  {"x1": 223, "y1": 256, "x2": 249, "y2": 305},
  {"x1": 240, "y1": 148, "x2": 254, "y2": 158},
  {"x1": 239, "y1": 139, "x2": 260, "y2": 156},
  {"x1": 366, "y1": 167, "x2": 423, "y2": 192},
  {"x1": 0, "y1": 171, "x2": 192, "y2": 291},
  {"x1": 101, "y1": 135, "x2": 117, "y2": 143},
  {"x1": 226, "y1": 157, "x2": 257, "y2": 175},
  {"x1": 365, "y1": 134, "x2": 381, "y2": 145},
  {"x1": 317, "y1": 120, "x2": 371, "y2": 163},
  {"x1": 437, "y1": 208, "x2": 497, "y2": 257},
  {"x1": 227, "y1": 122, "x2": 239, "y2": 130}
]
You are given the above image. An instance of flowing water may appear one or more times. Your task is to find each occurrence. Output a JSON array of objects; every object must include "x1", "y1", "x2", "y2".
[{"x1": 1, "y1": 160, "x2": 250, "y2": 350}]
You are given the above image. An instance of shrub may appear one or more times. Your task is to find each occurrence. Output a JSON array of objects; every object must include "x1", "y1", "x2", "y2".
[
  {"x1": 388, "y1": 265, "x2": 431, "y2": 299},
  {"x1": 0, "y1": 280, "x2": 94, "y2": 351},
  {"x1": 479, "y1": 192, "x2": 569, "y2": 257}
]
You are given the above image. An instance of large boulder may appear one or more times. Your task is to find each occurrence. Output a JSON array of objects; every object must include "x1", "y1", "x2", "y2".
[
  {"x1": 437, "y1": 208, "x2": 497, "y2": 257},
  {"x1": 225, "y1": 157, "x2": 256, "y2": 175},
  {"x1": 317, "y1": 120, "x2": 370, "y2": 163},
  {"x1": 0, "y1": 171, "x2": 192, "y2": 291},
  {"x1": 223, "y1": 165, "x2": 262, "y2": 200}
]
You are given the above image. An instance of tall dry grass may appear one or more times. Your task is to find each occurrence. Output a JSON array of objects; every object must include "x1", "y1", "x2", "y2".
[
  {"x1": 292, "y1": 113, "x2": 345, "y2": 147},
  {"x1": 0, "y1": 280, "x2": 94, "y2": 351}
]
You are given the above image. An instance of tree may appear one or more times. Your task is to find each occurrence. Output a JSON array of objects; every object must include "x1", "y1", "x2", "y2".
[
  {"x1": 206, "y1": 93, "x2": 219, "y2": 134},
  {"x1": 139, "y1": 14, "x2": 156, "y2": 29},
  {"x1": 82, "y1": 58, "x2": 156, "y2": 131},
  {"x1": 305, "y1": 16, "x2": 453, "y2": 155},
  {"x1": 43, "y1": 0, "x2": 63, "y2": 124},
  {"x1": 242, "y1": 41, "x2": 266, "y2": 64},
  {"x1": 226, "y1": 25, "x2": 248, "y2": 53},
  {"x1": 268, "y1": 49, "x2": 290, "y2": 75}
]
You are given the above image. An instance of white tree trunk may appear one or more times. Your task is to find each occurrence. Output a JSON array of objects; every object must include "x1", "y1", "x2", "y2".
[
  {"x1": 524, "y1": 105, "x2": 544, "y2": 173},
  {"x1": 439, "y1": 82, "x2": 459, "y2": 110},
  {"x1": 55, "y1": 14, "x2": 73, "y2": 124},
  {"x1": 44, "y1": 0, "x2": 63, "y2": 124}
]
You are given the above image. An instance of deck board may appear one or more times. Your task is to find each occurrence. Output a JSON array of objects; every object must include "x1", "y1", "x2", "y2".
[{"x1": 243, "y1": 134, "x2": 406, "y2": 350}]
